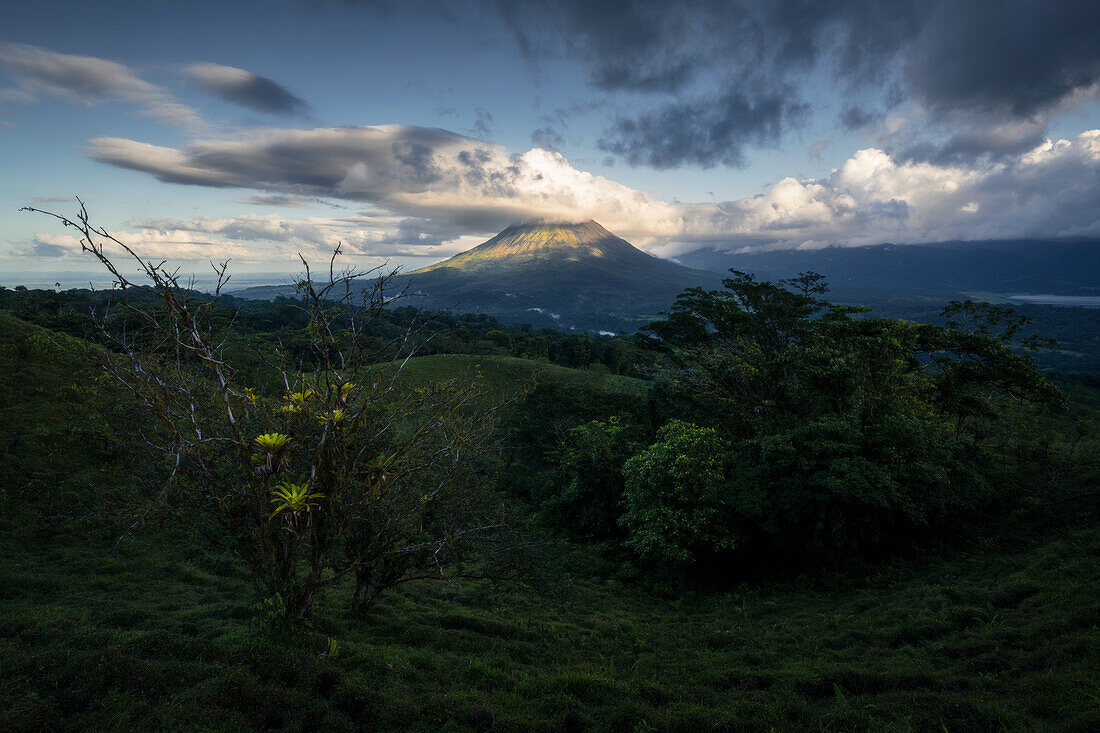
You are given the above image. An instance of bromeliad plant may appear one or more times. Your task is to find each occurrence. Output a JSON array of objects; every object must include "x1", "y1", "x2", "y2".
[
  {"x1": 316, "y1": 409, "x2": 346, "y2": 425},
  {"x1": 286, "y1": 388, "x2": 316, "y2": 405},
  {"x1": 270, "y1": 481, "x2": 324, "y2": 519},
  {"x1": 338, "y1": 382, "x2": 355, "y2": 404},
  {"x1": 23, "y1": 200, "x2": 509, "y2": 620},
  {"x1": 253, "y1": 433, "x2": 292, "y2": 475},
  {"x1": 255, "y1": 433, "x2": 291, "y2": 452}
]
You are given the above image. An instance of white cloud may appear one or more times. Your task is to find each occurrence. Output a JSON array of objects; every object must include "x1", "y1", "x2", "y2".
[
  {"x1": 88, "y1": 125, "x2": 684, "y2": 240},
  {"x1": 64, "y1": 212, "x2": 479, "y2": 263},
  {"x1": 0, "y1": 43, "x2": 201, "y2": 127},
  {"x1": 82, "y1": 123, "x2": 1100, "y2": 259},
  {"x1": 668, "y1": 129, "x2": 1100, "y2": 253},
  {"x1": 10, "y1": 226, "x2": 254, "y2": 262}
]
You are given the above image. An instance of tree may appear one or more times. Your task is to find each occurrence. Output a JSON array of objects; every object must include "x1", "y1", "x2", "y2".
[
  {"x1": 23, "y1": 201, "x2": 508, "y2": 619},
  {"x1": 619, "y1": 420, "x2": 734, "y2": 565},
  {"x1": 628, "y1": 270, "x2": 1062, "y2": 567},
  {"x1": 543, "y1": 416, "x2": 638, "y2": 537}
]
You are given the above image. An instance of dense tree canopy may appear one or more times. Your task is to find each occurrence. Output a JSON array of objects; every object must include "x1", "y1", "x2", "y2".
[{"x1": 547, "y1": 271, "x2": 1066, "y2": 571}]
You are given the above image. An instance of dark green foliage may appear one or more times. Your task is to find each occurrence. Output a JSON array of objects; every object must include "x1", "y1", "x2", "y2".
[
  {"x1": 622, "y1": 271, "x2": 1064, "y2": 569},
  {"x1": 832, "y1": 289, "x2": 1100, "y2": 374},
  {"x1": 730, "y1": 413, "x2": 977, "y2": 567},
  {"x1": 496, "y1": 373, "x2": 651, "y2": 505},
  {"x1": 620, "y1": 420, "x2": 734, "y2": 565},
  {"x1": 0, "y1": 312, "x2": 156, "y2": 520},
  {"x1": 542, "y1": 416, "x2": 639, "y2": 538},
  {"x1": 0, "y1": 310, "x2": 1098, "y2": 730},
  {"x1": 3, "y1": 498, "x2": 1099, "y2": 730},
  {"x1": 0, "y1": 286, "x2": 647, "y2": 377}
]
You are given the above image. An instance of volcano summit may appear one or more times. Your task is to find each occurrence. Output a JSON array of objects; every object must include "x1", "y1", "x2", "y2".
[{"x1": 413, "y1": 220, "x2": 665, "y2": 272}]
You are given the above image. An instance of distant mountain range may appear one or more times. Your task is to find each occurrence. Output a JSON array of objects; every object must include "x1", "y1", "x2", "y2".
[
  {"x1": 232, "y1": 222, "x2": 1100, "y2": 333},
  {"x1": 674, "y1": 239, "x2": 1100, "y2": 298}
]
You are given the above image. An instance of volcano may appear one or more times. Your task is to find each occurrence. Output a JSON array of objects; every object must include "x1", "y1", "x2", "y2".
[
  {"x1": 233, "y1": 221, "x2": 719, "y2": 331},
  {"x1": 395, "y1": 221, "x2": 720, "y2": 331},
  {"x1": 413, "y1": 220, "x2": 666, "y2": 273}
]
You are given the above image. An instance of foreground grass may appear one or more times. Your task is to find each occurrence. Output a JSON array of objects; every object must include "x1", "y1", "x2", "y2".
[
  {"x1": 1, "y1": 312, "x2": 1098, "y2": 731},
  {"x1": 2, "y1": 517, "x2": 1098, "y2": 731}
]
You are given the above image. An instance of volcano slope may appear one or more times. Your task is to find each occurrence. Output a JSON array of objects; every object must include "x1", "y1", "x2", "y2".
[{"x1": 395, "y1": 220, "x2": 720, "y2": 331}]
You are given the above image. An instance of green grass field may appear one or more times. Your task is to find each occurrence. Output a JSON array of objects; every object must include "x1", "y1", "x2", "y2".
[
  {"x1": 1, "y1": 313, "x2": 1098, "y2": 731},
  {"x1": 392, "y1": 352, "x2": 644, "y2": 396}
]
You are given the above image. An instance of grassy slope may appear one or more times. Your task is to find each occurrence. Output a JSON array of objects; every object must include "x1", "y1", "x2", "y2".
[
  {"x1": 394, "y1": 353, "x2": 642, "y2": 392},
  {"x1": 1, "y1": 313, "x2": 1098, "y2": 731},
  {"x1": 391, "y1": 353, "x2": 645, "y2": 416}
]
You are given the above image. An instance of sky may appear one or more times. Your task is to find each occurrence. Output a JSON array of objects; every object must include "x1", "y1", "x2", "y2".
[{"x1": 2, "y1": 0, "x2": 1100, "y2": 283}]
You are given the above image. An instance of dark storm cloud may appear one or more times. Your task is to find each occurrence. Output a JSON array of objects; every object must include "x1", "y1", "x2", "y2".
[
  {"x1": 530, "y1": 126, "x2": 564, "y2": 151},
  {"x1": 905, "y1": 1, "x2": 1100, "y2": 118},
  {"x1": 840, "y1": 106, "x2": 873, "y2": 131},
  {"x1": 184, "y1": 63, "x2": 310, "y2": 115},
  {"x1": 497, "y1": 0, "x2": 717, "y2": 93},
  {"x1": 599, "y1": 90, "x2": 808, "y2": 168},
  {"x1": 904, "y1": 119, "x2": 1049, "y2": 165},
  {"x1": 493, "y1": 0, "x2": 1100, "y2": 167},
  {"x1": 493, "y1": 0, "x2": 921, "y2": 167}
]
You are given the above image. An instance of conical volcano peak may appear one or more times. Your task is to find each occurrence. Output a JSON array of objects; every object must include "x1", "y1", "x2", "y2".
[
  {"x1": 487, "y1": 220, "x2": 624, "y2": 253},
  {"x1": 498, "y1": 219, "x2": 610, "y2": 241},
  {"x1": 414, "y1": 220, "x2": 654, "y2": 273}
]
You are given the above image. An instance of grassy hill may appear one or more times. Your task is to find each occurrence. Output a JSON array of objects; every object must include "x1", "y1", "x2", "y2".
[
  {"x1": 393, "y1": 353, "x2": 643, "y2": 394},
  {"x1": 1, "y1": 313, "x2": 1098, "y2": 731}
]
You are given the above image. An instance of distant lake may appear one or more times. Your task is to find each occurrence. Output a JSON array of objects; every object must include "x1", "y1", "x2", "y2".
[{"x1": 1009, "y1": 295, "x2": 1100, "y2": 308}]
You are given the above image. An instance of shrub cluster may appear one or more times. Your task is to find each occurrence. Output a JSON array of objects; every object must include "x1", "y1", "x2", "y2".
[{"x1": 545, "y1": 272, "x2": 1062, "y2": 572}]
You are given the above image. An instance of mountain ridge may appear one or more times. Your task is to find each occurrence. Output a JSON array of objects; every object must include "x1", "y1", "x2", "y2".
[{"x1": 673, "y1": 239, "x2": 1100, "y2": 296}]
